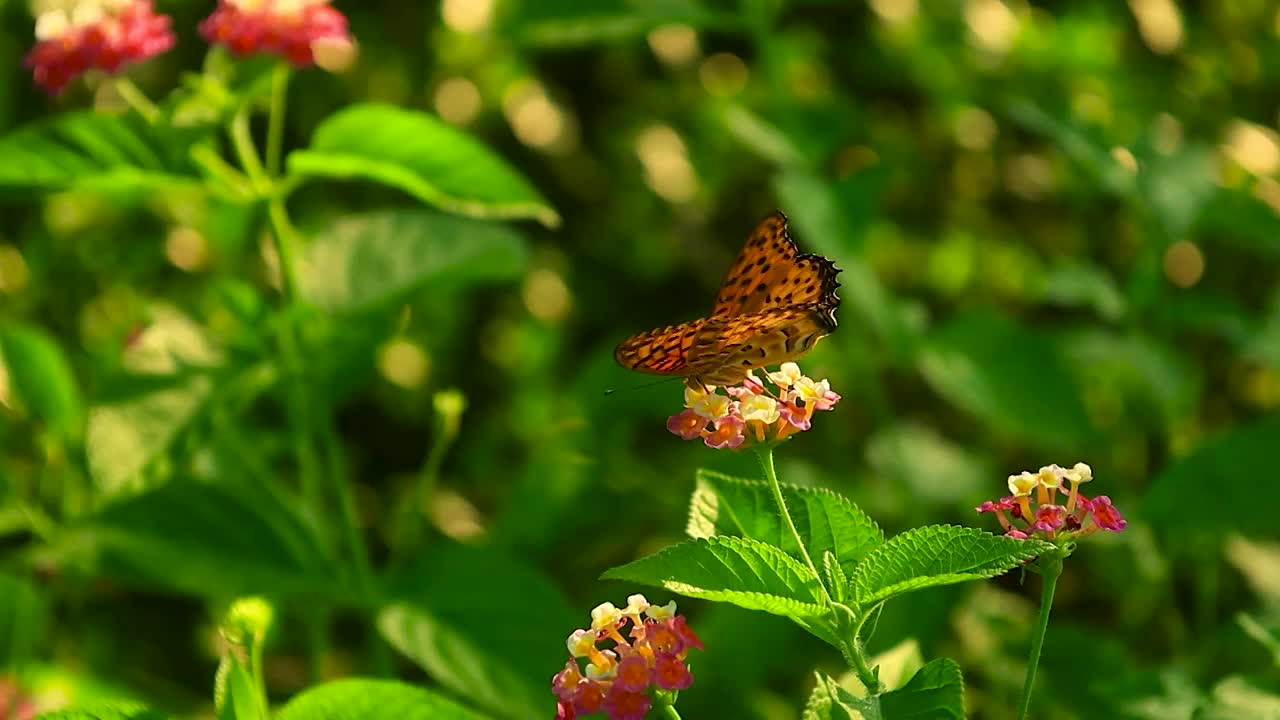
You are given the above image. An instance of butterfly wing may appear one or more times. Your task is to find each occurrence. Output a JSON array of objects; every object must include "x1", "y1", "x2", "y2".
[
  {"x1": 709, "y1": 211, "x2": 841, "y2": 320},
  {"x1": 613, "y1": 318, "x2": 707, "y2": 376},
  {"x1": 686, "y1": 303, "x2": 838, "y2": 385}
]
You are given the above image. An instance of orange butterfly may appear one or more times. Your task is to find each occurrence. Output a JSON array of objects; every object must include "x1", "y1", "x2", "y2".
[{"x1": 615, "y1": 211, "x2": 840, "y2": 389}]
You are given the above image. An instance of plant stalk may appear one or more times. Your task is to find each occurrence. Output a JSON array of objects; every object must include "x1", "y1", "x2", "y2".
[
  {"x1": 754, "y1": 447, "x2": 831, "y2": 604},
  {"x1": 1017, "y1": 552, "x2": 1064, "y2": 720},
  {"x1": 266, "y1": 63, "x2": 290, "y2": 178}
]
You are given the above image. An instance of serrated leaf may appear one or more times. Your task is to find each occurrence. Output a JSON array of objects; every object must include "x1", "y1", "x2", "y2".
[
  {"x1": 822, "y1": 551, "x2": 849, "y2": 604},
  {"x1": 377, "y1": 542, "x2": 575, "y2": 720},
  {"x1": 918, "y1": 310, "x2": 1094, "y2": 449},
  {"x1": 602, "y1": 536, "x2": 826, "y2": 618},
  {"x1": 852, "y1": 526, "x2": 1050, "y2": 607},
  {"x1": 804, "y1": 659, "x2": 965, "y2": 720},
  {"x1": 288, "y1": 104, "x2": 558, "y2": 227},
  {"x1": 880, "y1": 658, "x2": 965, "y2": 719},
  {"x1": 0, "y1": 112, "x2": 196, "y2": 198},
  {"x1": 276, "y1": 679, "x2": 490, "y2": 720},
  {"x1": 802, "y1": 672, "x2": 874, "y2": 720},
  {"x1": 688, "y1": 469, "x2": 883, "y2": 578},
  {"x1": 61, "y1": 481, "x2": 336, "y2": 598},
  {"x1": 298, "y1": 210, "x2": 529, "y2": 314},
  {"x1": 0, "y1": 324, "x2": 83, "y2": 442}
]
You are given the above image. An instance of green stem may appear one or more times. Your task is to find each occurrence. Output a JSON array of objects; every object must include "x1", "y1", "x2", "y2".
[
  {"x1": 319, "y1": 417, "x2": 393, "y2": 676},
  {"x1": 754, "y1": 447, "x2": 831, "y2": 604},
  {"x1": 229, "y1": 106, "x2": 268, "y2": 190},
  {"x1": 658, "y1": 704, "x2": 682, "y2": 720},
  {"x1": 266, "y1": 63, "x2": 291, "y2": 178},
  {"x1": 114, "y1": 77, "x2": 160, "y2": 124},
  {"x1": 1017, "y1": 553, "x2": 1063, "y2": 720},
  {"x1": 250, "y1": 628, "x2": 268, "y2": 717},
  {"x1": 267, "y1": 199, "x2": 303, "y2": 300}
]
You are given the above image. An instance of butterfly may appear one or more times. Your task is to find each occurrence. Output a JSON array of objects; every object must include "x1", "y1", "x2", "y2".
[{"x1": 614, "y1": 211, "x2": 840, "y2": 389}]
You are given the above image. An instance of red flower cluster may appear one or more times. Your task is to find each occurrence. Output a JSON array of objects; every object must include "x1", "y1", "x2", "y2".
[
  {"x1": 552, "y1": 595, "x2": 703, "y2": 720},
  {"x1": 0, "y1": 675, "x2": 36, "y2": 720},
  {"x1": 25, "y1": 0, "x2": 175, "y2": 94},
  {"x1": 977, "y1": 463, "x2": 1127, "y2": 540},
  {"x1": 199, "y1": 0, "x2": 353, "y2": 67}
]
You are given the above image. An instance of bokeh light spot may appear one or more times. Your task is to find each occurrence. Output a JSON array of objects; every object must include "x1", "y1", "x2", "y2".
[
  {"x1": 434, "y1": 76, "x2": 482, "y2": 126},
  {"x1": 1163, "y1": 241, "x2": 1204, "y2": 289},
  {"x1": 378, "y1": 338, "x2": 431, "y2": 390},
  {"x1": 699, "y1": 52, "x2": 748, "y2": 97}
]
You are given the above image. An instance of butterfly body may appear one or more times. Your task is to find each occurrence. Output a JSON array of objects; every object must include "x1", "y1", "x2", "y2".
[{"x1": 614, "y1": 211, "x2": 840, "y2": 388}]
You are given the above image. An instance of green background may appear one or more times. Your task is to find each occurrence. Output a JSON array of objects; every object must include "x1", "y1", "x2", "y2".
[{"x1": 1, "y1": 0, "x2": 1279, "y2": 718}]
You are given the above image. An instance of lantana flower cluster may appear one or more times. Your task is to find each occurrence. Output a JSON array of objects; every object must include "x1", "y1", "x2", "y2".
[
  {"x1": 667, "y1": 362, "x2": 840, "y2": 449},
  {"x1": 552, "y1": 594, "x2": 703, "y2": 720},
  {"x1": 0, "y1": 675, "x2": 36, "y2": 720},
  {"x1": 977, "y1": 462, "x2": 1127, "y2": 541},
  {"x1": 199, "y1": 0, "x2": 354, "y2": 68},
  {"x1": 25, "y1": 0, "x2": 175, "y2": 94},
  {"x1": 25, "y1": 0, "x2": 355, "y2": 94}
]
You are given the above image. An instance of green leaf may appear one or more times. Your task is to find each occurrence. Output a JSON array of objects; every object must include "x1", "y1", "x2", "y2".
[
  {"x1": 879, "y1": 658, "x2": 966, "y2": 719},
  {"x1": 602, "y1": 536, "x2": 827, "y2": 618},
  {"x1": 36, "y1": 707, "x2": 171, "y2": 720},
  {"x1": 0, "y1": 112, "x2": 196, "y2": 198},
  {"x1": 215, "y1": 656, "x2": 264, "y2": 720},
  {"x1": 86, "y1": 374, "x2": 214, "y2": 497},
  {"x1": 1137, "y1": 141, "x2": 1217, "y2": 243},
  {"x1": 803, "y1": 660, "x2": 965, "y2": 720},
  {"x1": 802, "y1": 672, "x2": 871, "y2": 720},
  {"x1": 377, "y1": 542, "x2": 575, "y2": 720},
  {"x1": 1143, "y1": 414, "x2": 1280, "y2": 535},
  {"x1": 918, "y1": 310, "x2": 1094, "y2": 449},
  {"x1": 688, "y1": 469, "x2": 884, "y2": 578},
  {"x1": 864, "y1": 422, "x2": 992, "y2": 505},
  {"x1": 1038, "y1": 262, "x2": 1126, "y2": 321},
  {"x1": 822, "y1": 551, "x2": 849, "y2": 604},
  {"x1": 1005, "y1": 100, "x2": 1134, "y2": 196},
  {"x1": 288, "y1": 104, "x2": 559, "y2": 227},
  {"x1": 0, "y1": 573, "x2": 47, "y2": 667},
  {"x1": 851, "y1": 526, "x2": 1051, "y2": 607},
  {"x1": 298, "y1": 210, "x2": 529, "y2": 314},
  {"x1": 277, "y1": 679, "x2": 490, "y2": 720},
  {"x1": 60, "y1": 481, "x2": 335, "y2": 598},
  {"x1": 0, "y1": 324, "x2": 83, "y2": 442},
  {"x1": 86, "y1": 305, "x2": 225, "y2": 496}
]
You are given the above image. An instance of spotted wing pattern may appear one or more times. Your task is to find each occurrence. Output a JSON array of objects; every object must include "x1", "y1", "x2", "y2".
[
  {"x1": 614, "y1": 211, "x2": 841, "y2": 386},
  {"x1": 709, "y1": 211, "x2": 841, "y2": 319}
]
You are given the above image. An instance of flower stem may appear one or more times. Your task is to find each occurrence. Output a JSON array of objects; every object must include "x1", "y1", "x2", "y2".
[
  {"x1": 754, "y1": 447, "x2": 831, "y2": 605},
  {"x1": 1017, "y1": 552, "x2": 1063, "y2": 720},
  {"x1": 658, "y1": 704, "x2": 682, "y2": 720},
  {"x1": 266, "y1": 63, "x2": 291, "y2": 178},
  {"x1": 114, "y1": 77, "x2": 160, "y2": 124}
]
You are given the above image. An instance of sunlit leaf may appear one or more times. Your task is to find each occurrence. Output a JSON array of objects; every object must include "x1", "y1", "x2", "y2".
[
  {"x1": 852, "y1": 526, "x2": 1051, "y2": 607},
  {"x1": 277, "y1": 679, "x2": 490, "y2": 720},
  {"x1": 688, "y1": 469, "x2": 883, "y2": 577},
  {"x1": 298, "y1": 210, "x2": 529, "y2": 314},
  {"x1": 288, "y1": 104, "x2": 559, "y2": 227},
  {"x1": 0, "y1": 324, "x2": 83, "y2": 442},
  {"x1": 603, "y1": 536, "x2": 827, "y2": 617}
]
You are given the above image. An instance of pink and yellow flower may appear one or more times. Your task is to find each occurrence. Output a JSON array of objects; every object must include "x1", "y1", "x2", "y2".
[
  {"x1": 665, "y1": 362, "x2": 839, "y2": 450},
  {"x1": 551, "y1": 595, "x2": 701, "y2": 720},
  {"x1": 199, "y1": 0, "x2": 354, "y2": 69},
  {"x1": 25, "y1": 0, "x2": 175, "y2": 94},
  {"x1": 977, "y1": 461, "x2": 1125, "y2": 541}
]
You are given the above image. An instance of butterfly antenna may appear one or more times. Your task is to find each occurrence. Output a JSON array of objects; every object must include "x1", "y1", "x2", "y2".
[{"x1": 603, "y1": 376, "x2": 684, "y2": 396}]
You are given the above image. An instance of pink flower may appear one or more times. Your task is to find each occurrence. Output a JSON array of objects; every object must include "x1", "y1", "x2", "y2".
[
  {"x1": 200, "y1": 0, "x2": 354, "y2": 68},
  {"x1": 814, "y1": 388, "x2": 842, "y2": 411},
  {"x1": 778, "y1": 400, "x2": 811, "y2": 431},
  {"x1": 653, "y1": 652, "x2": 694, "y2": 690},
  {"x1": 604, "y1": 690, "x2": 650, "y2": 720},
  {"x1": 976, "y1": 462, "x2": 1125, "y2": 542},
  {"x1": 612, "y1": 654, "x2": 650, "y2": 694},
  {"x1": 25, "y1": 0, "x2": 175, "y2": 94},
  {"x1": 666, "y1": 409, "x2": 705, "y2": 440},
  {"x1": 551, "y1": 596, "x2": 701, "y2": 716},
  {"x1": 703, "y1": 414, "x2": 745, "y2": 449},
  {"x1": 1086, "y1": 496, "x2": 1127, "y2": 532}
]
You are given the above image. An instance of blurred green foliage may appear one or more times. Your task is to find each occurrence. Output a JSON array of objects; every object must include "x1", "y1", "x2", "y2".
[{"x1": 1, "y1": 0, "x2": 1280, "y2": 718}]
